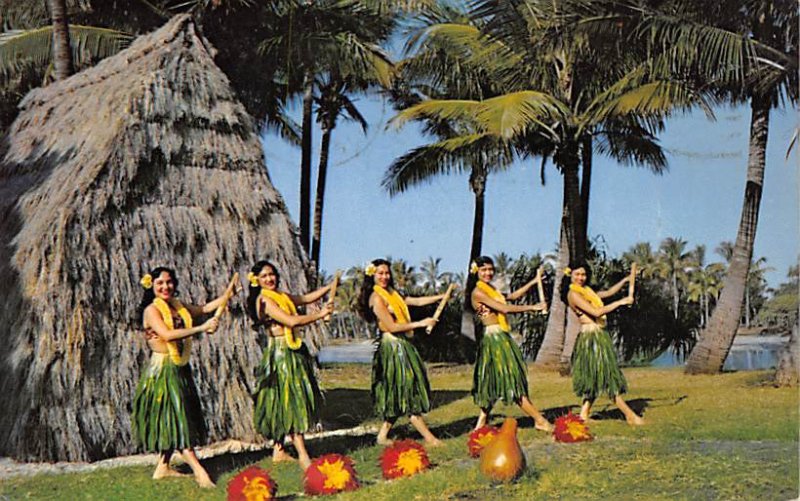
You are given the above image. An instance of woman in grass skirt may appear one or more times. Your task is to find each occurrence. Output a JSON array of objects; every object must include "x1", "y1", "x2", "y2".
[
  {"x1": 358, "y1": 258, "x2": 448, "y2": 446},
  {"x1": 133, "y1": 266, "x2": 233, "y2": 488},
  {"x1": 248, "y1": 259, "x2": 334, "y2": 470},
  {"x1": 467, "y1": 256, "x2": 552, "y2": 431},
  {"x1": 561, "y1": 261, "x2": 644, "y2": 425}
]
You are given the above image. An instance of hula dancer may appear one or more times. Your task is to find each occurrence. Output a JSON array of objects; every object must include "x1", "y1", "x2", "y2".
[
  {"x1": 133, "y1": 266, "x2": 233, "y2": 488},
  {"x1": 562, "y1": 262, "x2": 644, "y2": 425},
  {"x1": 248, "y1": 260, "x2": 334, "y2": 470},
  {"x1": 357, "y1": 258, "x2": 447, "y2": 446},
  {"x1": 467, "y1": 256, "x2": 552, "y2": 431}
]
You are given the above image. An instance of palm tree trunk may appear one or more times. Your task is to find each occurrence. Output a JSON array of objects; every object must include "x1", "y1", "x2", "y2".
[
  {"x1": 685, "y1": 95, "x2": 770, "y2": 374},
  {"x1": 672, "y1": 273, "x2": 679, "y2": 319},
  {"x1": 535, "y1": 226, "x2": 569, "y2": 368},
  {"x1": 48, "y1": 0, "x2": 73, "y2": 80},
  {"x1": 744, "y1": 282, "x2": 751, "y2": 327},
  {"x1": 580, "y1": 136, "x2": 592, "y2": 231},
  {"x1": 311, "y1": 122, "x2": 332, "y2": 270},
  {"x1": 299, "y1": 72, "x2": 314, "y2": 252},
  {"x1": 775, "y1": 323, "x2": 798, "y2": 387},
  {"x1": 469, "y1": 168, "x2": 486, "y2": 261},
  {"x1": 561, "y1": 149, "x2": 586, "y2": 265}
]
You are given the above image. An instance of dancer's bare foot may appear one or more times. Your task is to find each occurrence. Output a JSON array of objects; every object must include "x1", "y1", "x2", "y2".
[
  {"x1": 535, "y1": 420, "x2": 553, "y2": 432},
  {"x1": 474, "y1": 412, "x2": 488, "y2": 430},
  {"x1": 272, "y1": 449, "x2": 297, "y2": 463},
  {"x1": 153, "y1": 466, "x2": 188, "y2": 479},
  {"x1": 194, "y1": 471, "x2": 216, "y2": 489},
  {"x1": 626, "y1": 415, "x2": 645, "y2": 426},
  {"x1": 425, "y1": 438, "x2": 444, "y2": 448},
  {"x1": 376, "y1": 436, "x2": 394, "y2": 446}
]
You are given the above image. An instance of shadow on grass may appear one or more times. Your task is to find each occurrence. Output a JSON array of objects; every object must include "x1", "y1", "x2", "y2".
[
  {"x1": 203, "y1": 388, "x2": 470, "y2": 479},
  {"x1": 320, "y1": 388, "x2": 470, "y2": 429},
  {"x1": 590, "y1": 398, "x2": 653, "y2": 421}
]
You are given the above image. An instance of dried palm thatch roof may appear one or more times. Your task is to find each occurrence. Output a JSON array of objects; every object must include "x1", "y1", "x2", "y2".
[{"x1": 0, "y1": 14, "x2": 312, "y2": 461}]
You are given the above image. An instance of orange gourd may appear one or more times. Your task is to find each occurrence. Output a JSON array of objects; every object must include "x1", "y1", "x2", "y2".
[{"x1": 478, "y1": 417, "x2": 525, "y2": 482}]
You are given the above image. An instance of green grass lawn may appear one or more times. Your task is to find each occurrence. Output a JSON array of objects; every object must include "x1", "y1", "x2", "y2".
[{"x1": 2, "y1": 364, "x2": 797, "y2": 500}]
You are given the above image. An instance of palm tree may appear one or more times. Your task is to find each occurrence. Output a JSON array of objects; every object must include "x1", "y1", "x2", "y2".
[
  {"x1": 384, "y1": 5, "x2": 518, "y2": 266},
  {"x1": 255, "y1": 0, "x2": 396, "y2": 253},
  {"x1": 311, "y1": 75, "x2": 374, "y2": 269},
  {"x1": 0, "y1": 2, "x2": 132, "y2": 127},
  {"x1": 617, "y1": 0, "x2": 797, "y2": 374},
  {"x1": 686, "y1": 245, "x2": 725, "y2": 327},
  {"x1": 656, "y1": 237, "x2": 691, "y2": 319},
  {"x1": 622, "y1": 242, "x2": 660, "y2": 279},
  {"x1": 392, "y1": 1, "x2": 690, "y2": 366}
]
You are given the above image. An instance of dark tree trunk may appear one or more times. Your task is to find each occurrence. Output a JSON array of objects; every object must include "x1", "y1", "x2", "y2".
[
  {"x1": 299, "y1": 72, "x2": 314, "y2": 252},
  {"x1": 469, "y1": 168, "x2": 486, "y2": 262},
  {"x1": 580, "y1": 136, "x2": 592, "y2": 231},
  {"x1": 560, "y1": 147, "x2": 586, "y2": 265},
  {"x1": 310, "y1": 121, "x2": 332, "y2": 270},
  {"x1": 686, "y1": 95, "x2": 770, "y2": 374},
  {"x1": 461, "y1": 168, "x2": 487, "y2": 342},
  {"x1": 48, "y1": 0, "x2": 73, "y2": 80}
]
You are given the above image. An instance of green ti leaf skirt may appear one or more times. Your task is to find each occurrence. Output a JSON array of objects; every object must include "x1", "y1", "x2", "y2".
[
  {"x1": 371, "y1": 332, "x2": 431, "y2": 420},
  {"x1": 253, "y1": 337, "x2": 321, "y2": 441},
  {"x1": 571, "y1": 326, "x2": 628, "y2": 401},
  {"x1": 132, "y1": 353, "x2": 207, "y2": 452},
  {"x1": 472, "y1": 324, "x2": 529, "y2": 408}
]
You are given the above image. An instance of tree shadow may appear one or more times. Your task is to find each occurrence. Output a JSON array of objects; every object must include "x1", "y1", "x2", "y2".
[
  {"x1": 204, "y1": 388, "x2": 471, "y2": 479},
  {"x1": 590, "y1": 398, "x2": 652, "y2": 421},
  {"x1": 319, "y1": 388, "x2": 470, "y2": 430}
]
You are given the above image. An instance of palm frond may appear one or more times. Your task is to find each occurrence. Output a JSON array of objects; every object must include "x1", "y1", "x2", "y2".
[
  {"x1": 390, "y1": 99, "x2": 482, "y2": 129},
  {"x1": 0, "y1": 25, "x2": 132, "y2": 82},
  {"x1": 382, "y1": 134, "x2": 515, "y2": 195}
]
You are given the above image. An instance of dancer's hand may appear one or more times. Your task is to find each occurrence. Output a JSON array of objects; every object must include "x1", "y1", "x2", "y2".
[
  {"x1": 318, "y1": 302, "x2": 335, "y2": 319},
  {"x1": 203, "y1": 317, "x2": 219, "y2": 334},
  {"x1": 420, "y1": 317, "x2": 437, "y2": 330}
]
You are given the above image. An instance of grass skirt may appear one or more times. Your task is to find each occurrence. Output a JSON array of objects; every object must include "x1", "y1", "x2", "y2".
[
  {"x1": 571, "y1": 326, "x2": 628, "y2": 400},
  {"x1": 253, "y1": 336, "x2": 321, "y2": 441},
  {"x1": 372, "y1": 332, "x2": 431, "y2": 420},
  {"x1": 132, "y1": 353, "x2": 206, "y2": 452},
  {"x1": 472, "y1": 324, "x2": 529, "y2": 408}
]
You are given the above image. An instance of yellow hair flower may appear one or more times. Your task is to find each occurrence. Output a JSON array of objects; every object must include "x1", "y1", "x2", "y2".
[
  {"x1": 140, "y1": 273, "x2": 153, "y2": 289},
  {"x1": 469, "y1": 261, "x2": 479, "y2": 274},
  {"x1": 247, "y1": 272, "x2": 259, "y2": 287},
  {"x1": 365, "y1": 263, "x2": 377, "y2": 277},
  {"x1": 563, "y1": 267, "x2": 572, "y2": 277}
]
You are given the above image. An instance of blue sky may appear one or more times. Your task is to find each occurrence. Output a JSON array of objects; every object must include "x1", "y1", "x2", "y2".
[{"x1": 261, "y1": 97, "x2": 797, "y2": 288}]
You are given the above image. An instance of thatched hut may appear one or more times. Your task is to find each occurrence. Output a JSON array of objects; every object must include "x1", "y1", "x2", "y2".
[{"x1": 0, "y1": 14, "x2": 311, "y2": 461}]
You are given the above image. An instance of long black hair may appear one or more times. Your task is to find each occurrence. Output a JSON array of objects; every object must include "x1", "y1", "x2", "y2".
[
  {"x1": 560, "y1": 260, "x2": 592, "y2": 303},
  {"x1": 137, "y1": 266, "x2": 179, "y2": 321},
  {"x1": 357, "y1": 258, "x2": 393, "y2": 323},
  {"x1": 465, "y1": 256, "x2": 494, "y2": 312},
  {"x1": 247, "y1": 259, "x2": 280, "y2": 324}
]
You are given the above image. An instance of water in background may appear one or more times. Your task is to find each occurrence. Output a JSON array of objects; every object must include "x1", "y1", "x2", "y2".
[
  {"x1": 321, "y1": 335, "x2": 790, "y2": 370},
  {"x1": 651, "y1": 335, "x2": 788, "y2": 371}
]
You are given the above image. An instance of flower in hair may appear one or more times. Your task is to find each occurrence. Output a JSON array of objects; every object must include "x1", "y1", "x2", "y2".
[
  {"x1": 563, "y1": 267, "x2": 572, "y2": 277},
  {"x1": 247, "y1": 272, "x2": 259, "y2": 287},
  {"x1": 365, "y1": 263, "x2": 377, "y2": 277},
  {"x1": 469, "y1": 262, "x2": 479, "y2": 274},
  {"x1": 140, "y1": 274, "x2": 153, "y2": 289}
]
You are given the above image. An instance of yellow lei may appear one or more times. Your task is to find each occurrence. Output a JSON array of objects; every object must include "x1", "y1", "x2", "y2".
[
  {"x1": 569, "y1": 283, "x2": 607, "y2": 326},
  {"x1": 475, "y1": 281, "x2": 510, "y2": 331},
  {"x1": 260, "y1": 289, "x2": 303, "y2": 350},
  {"x1": 373, "y1": 285, "x2": 411, "y2": 332},
  {"x1": 152, "y1": 297, "x2": 193, "y2": 366}
]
